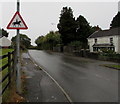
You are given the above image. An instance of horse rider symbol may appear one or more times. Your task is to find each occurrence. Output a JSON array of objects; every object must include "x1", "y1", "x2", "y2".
[{"x1": 12, "y1": 19, "x2": 21, "y2": 27}]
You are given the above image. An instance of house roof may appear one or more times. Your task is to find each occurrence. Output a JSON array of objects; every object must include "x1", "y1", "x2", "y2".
[
  {"x1": 0, "y1": 36, "x2": 11, "y2": 47},
  {"x1": 88, "y1": 27, "x2": 120, "y2": 38}
]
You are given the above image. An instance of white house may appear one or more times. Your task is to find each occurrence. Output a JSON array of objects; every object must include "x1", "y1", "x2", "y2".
[
  {"x1": 87, "y1": 27, "x2": 120, "y2": 54},
  {"x1": 0, "y1": 36, "x2": 11, "y2": 48}
]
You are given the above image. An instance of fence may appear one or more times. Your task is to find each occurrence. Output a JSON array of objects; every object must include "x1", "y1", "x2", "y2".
[{"x1": 0, "y1": 51, "x2": 14, "y2": 95}]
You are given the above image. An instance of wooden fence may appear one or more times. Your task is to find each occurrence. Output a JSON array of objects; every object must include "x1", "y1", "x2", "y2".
[{"x1": 0, "y1": 51, "x2": 14, "y2": 95}]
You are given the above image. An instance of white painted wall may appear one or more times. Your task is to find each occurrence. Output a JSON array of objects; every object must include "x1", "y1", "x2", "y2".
[
  {"x1": 88, "y1": 35, "x2": 120, "y2": 53},
  {"x1": 118, "y1": 36, "x2": 120, "y2": 53},
  {"x1": 88, "y1": 38, "x2": 94, "y2": 52},
  {"x1": 114, "y1": 36, "x2": 119, "y2": 53}
]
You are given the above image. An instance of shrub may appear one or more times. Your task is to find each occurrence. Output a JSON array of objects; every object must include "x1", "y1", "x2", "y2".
[{"x1": 68, "y1": 41, "x2": 82, "y2": 47}]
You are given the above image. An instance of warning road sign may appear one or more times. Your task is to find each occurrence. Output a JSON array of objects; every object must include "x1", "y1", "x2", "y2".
[{"x1": 7, "y1": 11, "x2": 28, "y2": 29}]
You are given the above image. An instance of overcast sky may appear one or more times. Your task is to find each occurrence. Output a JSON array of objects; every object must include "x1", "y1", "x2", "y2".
[{"x1": 0, "y1": 0, "x2": 119, "y2": 45}]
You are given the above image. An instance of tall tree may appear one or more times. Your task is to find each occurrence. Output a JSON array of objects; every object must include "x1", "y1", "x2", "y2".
[
  {"x1": 90, "y1": 25, "x2": 101, "y2": 33},
  {"x1": 76, "y1": 15, "x2": 92, "y2": 48},
  {"x1": 35, "y1": 35, "x2": 45, "y2": 49},
  {"x1": 11, "y1": 34, "x2": 31, "y2": 49},
  {"x1": 35, "y1": 36, "x2": 44, "y2": 46},
  {"x1": 45, "y1": 31, "x2": 61, "y2": 50},
  {"x1": 35, "y1": 31, "x2": 61, "y2": 50},
  {"x1": 57, "y1": 7, "x2": 77, "y2": 45},
  {"x1": 110, "y1": 12, "x2": 120, "y2": 28},
  {"x1": 0, "y1": 28, "x2": 9, "y2": 38}
]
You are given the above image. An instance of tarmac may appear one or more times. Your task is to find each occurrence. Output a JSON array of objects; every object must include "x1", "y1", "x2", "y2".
[{"x1": 22, "y1": 53, "x2": 69, "y2": 102}]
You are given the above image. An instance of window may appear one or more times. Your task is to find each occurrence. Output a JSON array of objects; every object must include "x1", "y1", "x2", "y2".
[
  {"x1": 95, "y1": 38, "x2": 97, "y2": 44},
  {"x1": 110, "y1": 38, "x2": 113, "y2": 44}
]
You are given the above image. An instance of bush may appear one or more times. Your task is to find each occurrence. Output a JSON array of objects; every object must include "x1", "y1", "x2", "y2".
[
  {"x1": 68, "y1": 41, "x2": 82, "y2": 47},
  {"x1": 100, "y1": 48, "x2": 115, "y2": 54},
  {"x1": 99, "y1": 50, "x2": 120, "y2": 62}
]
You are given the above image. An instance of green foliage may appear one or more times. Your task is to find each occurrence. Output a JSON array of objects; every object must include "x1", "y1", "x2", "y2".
[
  {"x1": 103, "y1": 64, "x2": 120, "y2": 70},
  {"x1": 100, "y1": 48, "x2": 115, "y2": 54},
  {"x1": 11, "y1": 34, "x2": 31, "y2": 50},
  {"x1": 68, "y1": 41, "x2": 82, "y2": 47},
  {"x1": 0, "y1": 28, "x2": 9, "y2": 38},
  {"x1": 76, "y1": 15, "x2": 93, "y2": 48},
  {"x1": 90, "y1": 25, "x2": 101, "y2": 34},
  {"x1": 35, "y1": 31, "x2": 61, "y2": 50},
  {"x1": 110, "y1": 12, "x2": 120, "y2": 28},
  {"x1": 57, "y1": 7, "x2": 77, "y2": 45},
  {"x1": 57, "y1": 7, "x2": 97, "y2": 48},
  {"x1": 35, "y1": 36, "x2": 45, "y2": 46},
  {"x1": 1, "y1": 49, "x2": 14, "y2": 55},
  {"x1": 29, "y1": 45, "x2": 37, "y2": 49},
  {"x1": 100, "y1": 49, "x2": 120, "y2": 61}
]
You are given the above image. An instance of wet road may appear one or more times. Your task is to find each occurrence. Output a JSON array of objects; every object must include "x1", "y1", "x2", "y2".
[
  {"x1": 29, "y1": 50, "x2": 118, "y2": 102},
  {"x1": 22, "y1": 53, "x2": 68, "y2": 102}
]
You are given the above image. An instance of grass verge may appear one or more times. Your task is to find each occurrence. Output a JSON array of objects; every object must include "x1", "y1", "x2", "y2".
[
  {"x1": 1, "y1": 48, "x2": 26, "y2": 102},
  {"x1": 102, "y1": 64, "x2": 120, "y2": 70},
  {"x1": 1, "y1": 49, "x2": 14, "y2": 102}
]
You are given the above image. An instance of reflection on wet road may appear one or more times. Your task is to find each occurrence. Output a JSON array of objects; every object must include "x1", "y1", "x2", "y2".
[{"x1": 29, "y1": 50, "x2": 118, "y2": 102}]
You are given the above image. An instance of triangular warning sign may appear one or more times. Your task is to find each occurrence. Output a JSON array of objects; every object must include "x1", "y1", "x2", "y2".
[{"x1": 7, "y1": 11, "x2": 28, "y2": 29}]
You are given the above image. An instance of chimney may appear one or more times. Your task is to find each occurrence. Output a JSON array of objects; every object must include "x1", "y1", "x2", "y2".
[{"x1": 96, "y1": 25, "x2": 100, "y2": 31}]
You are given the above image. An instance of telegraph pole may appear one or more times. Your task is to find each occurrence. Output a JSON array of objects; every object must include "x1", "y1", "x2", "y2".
[{"x1": 16, "y1": 0, "x2": 21, "y2": 94}]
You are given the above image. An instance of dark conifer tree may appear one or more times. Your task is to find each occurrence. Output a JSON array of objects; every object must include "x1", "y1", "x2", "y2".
[
  {"x1": 110, "y1": 12, "x2": 120, "y2": 28},
  {"x1": 57, "y1": 7, "x2": 77, "y2": 45}
]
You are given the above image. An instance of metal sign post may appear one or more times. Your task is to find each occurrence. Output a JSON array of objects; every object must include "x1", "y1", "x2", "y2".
[
  {"x1": 16, "y1": 0, "x2": 21, "y2": 94},
  {"x1": 7, "y1": 0, "x2": 28, "y2": 94}
]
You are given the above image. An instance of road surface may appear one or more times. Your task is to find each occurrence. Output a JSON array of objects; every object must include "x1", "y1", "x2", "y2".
[
  {"x1": 22, "y1": 53, "x2": 68, "y2": 102},
  {"x1": 29, "y1": 50, "x2": 118, "y2": 102}
]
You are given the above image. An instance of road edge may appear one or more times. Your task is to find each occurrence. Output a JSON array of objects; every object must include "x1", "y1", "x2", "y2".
[{"x1": 27, "y1": 51, "x2": 73, "y2": 104}]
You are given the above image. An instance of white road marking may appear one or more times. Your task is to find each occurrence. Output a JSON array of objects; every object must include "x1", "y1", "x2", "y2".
[
  {"x1": 28, "y1": 52, "x2": 73, "y2": 104},
  {"x1": 38, "y1": 66, "x2": 73, "y2": 103},
  {"x1": 34, "y1": 64, "x2": 38, "y2": 67}
]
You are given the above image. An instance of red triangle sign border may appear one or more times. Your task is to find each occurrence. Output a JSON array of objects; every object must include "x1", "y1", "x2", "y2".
[{"x1": 7, "y1": 11, "x2": 28, "y2": 29}]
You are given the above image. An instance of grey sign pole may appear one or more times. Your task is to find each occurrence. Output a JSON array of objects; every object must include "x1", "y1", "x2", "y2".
[{"x1": 16, "y1": 0, "x2": 21, "y2": 94}]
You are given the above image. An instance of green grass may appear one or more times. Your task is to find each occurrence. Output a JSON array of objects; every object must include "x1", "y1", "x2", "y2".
[
  {"x1": 109, "y1": 64, "x2": 120, "y2": 69},
  {"x1": 0, "y1": 48, "x2": 13, "y2": 67},
  {"x1": 0, "y1": 49, "x2": 14, "y2": 80},
  {"x1": 1, "y1": 48, "x2": 14, "y2": 55},
  {"x1": 0, "y1": 48, "x2": 14, "y2": 102},
  {"x1": 103, "y1": 64, "x2": 120, "y2": 70}
]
